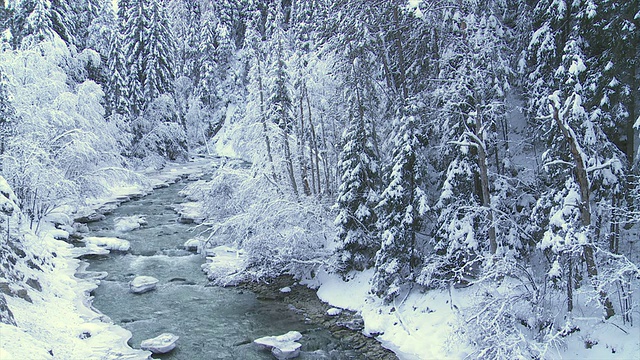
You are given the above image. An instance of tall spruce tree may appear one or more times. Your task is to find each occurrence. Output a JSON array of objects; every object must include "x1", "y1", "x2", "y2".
[
  {"x1": 143, "y1": 0, "x2": 175, "y2": 103},
  {"x1": 333, "y1": 60, "x2": 381, "y2": 272},
  {"x1": 373, "y1": 106, "x2": 427, "y2": 301}
]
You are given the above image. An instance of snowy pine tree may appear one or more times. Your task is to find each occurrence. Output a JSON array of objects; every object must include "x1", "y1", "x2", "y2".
[
  {"x1": 143, "y1": 0, "x2": 175, "y2": 103},
  {"x1": 122, "y1": 0, "x2": 145, "y2": 115},
  {"x1": 333, "y1": 62, "x2": 380, "y2": 272},
  {"x1": 372, "y1": 106, "x2": 427, "y2": 300},
  {"x1": 106, "y1": 30, "x2": 130, "y2": 116}
]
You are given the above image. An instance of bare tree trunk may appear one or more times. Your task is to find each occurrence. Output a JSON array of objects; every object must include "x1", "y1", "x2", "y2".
[
  {"x1": 392, "y1": 6, "x2": 408, "y2": 99},
  {"x1": 282, "y1": 125, "x2": 299, "y2": 198},
  {"x1": 256, "y1": 59, "x2": 278, "y2": 183},
  {"x1": 306, "y1": 89, "x2": 321, "y2": 196},
  {"x1": 551, "y1": 103, "x2": 615, "y2": 319},
  {"x1": 319, "y1": 112, "x2": 331, "y2": 195},
  {"x1": 475, "y1": 107, "x2": 497, "y2": 255},
  {"x1": 297, "y1": 86, "x2": 311, "y2": 196},
  {"x1": 567, "y1": 255, "x2": 574, "y2": 312}
]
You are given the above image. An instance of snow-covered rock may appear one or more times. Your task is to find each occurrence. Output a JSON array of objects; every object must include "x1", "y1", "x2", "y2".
[
  {"x1": 140, "y1": 333, "x2": 179, "y2": 354},
  {"x1": 74, "y1": 212, "x2": 106, "y2": 224},
  {"x1": 70, "y1": 243, "x2": 110, "y2": 257},
  {"x1": 83, "y1": 236, "x2": 131, "y2": 252},
  {"x1": 129, "y1": 276, "x2": 159, "y2": 294},
  {"x1": 73, "y1": 222, "x2": 90, "y2": 234},
  {"x1": 326, "y1": 308, "x2": 342, "y2": 316},
  {"x1": 280, "y1": 287, "x2": 292, "y2": 293},
  {"x1": 200, "y1": 246, "x2": 248, "y2": 286},
  {"x1": 114, "y1": 215, "x2": 147, "y2": 232},
  {"x1": 183, "y1": 238, "x2": 201, "y2": 252},
  {"x1": 175, "y1": 202, "x2": 204, "y2": 224},
  {"x1": 48, "y1": 229, "x2": 69, "y2": 240},
  {"x1": 254, "y1": 331, "x2": 303, "y2": 360},
  {"x1": 44, "y1": 212, "x2": 71, "y2": 226}
]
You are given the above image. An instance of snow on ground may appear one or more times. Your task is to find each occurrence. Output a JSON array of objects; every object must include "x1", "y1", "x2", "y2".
[
  {"x1": 306, "y1": 269, "x2": 471, "y2": 360},
  {"x1": 0, "y1": 219, "x2": 150, "y2": 359},
  {"x1": 305, "y1": 269, "x2": 640, "y2": 360}
]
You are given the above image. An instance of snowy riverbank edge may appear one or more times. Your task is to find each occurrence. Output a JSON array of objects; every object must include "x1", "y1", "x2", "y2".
[{"x1": 0, "y1": 158, "x2": 215, "y2": 359}]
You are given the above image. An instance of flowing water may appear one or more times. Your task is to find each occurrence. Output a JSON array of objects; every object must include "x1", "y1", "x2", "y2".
[{"x1": 83, "y1": 181, "x2": 359, "y2": 359}]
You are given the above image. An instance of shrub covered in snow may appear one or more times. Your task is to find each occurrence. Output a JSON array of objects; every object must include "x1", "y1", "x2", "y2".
[{"x1": 184, "y1": 166, "x2": 333, "y2": 282}]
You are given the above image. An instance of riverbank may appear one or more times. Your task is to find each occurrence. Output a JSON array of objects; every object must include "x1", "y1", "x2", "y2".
[
  {"x1": 239, "y1": 276, "x2": 398, "y2": 360},
  {"x1": 0, "y1": 158, "x2": 216, "y2": 359}
]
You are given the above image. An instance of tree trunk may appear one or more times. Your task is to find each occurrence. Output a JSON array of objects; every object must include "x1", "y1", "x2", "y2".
[
  {"x1": 475, "y1": 107, "x2": 497, "y2": 255},
  {"x1": 567, "y1": 255, "x2": 574, "y2": 312},
  {"x1": 551, "y1": 103, "x2": 615, "y2": 319},
  {"x1": 392, "y1": 6, "x2": 408, "y2": 99},
  {"x1": 282, "y1": 124, "x2": 299, "y2": 198},
  {"x1": 297, "y1": 86, "x2": 311, "y2": 196},
  {"x1": 626, "y1": 54, "x2": 636, "y2": 162},
  {"x1": 306, "y1": 89, "x2": 322, "y2": 196},
  {"x1": 256, "y1": 58, "x2": 277, "y2": 182},
  {"x1": 319, "y1": 112, "x2": 331, "y2": 195}
]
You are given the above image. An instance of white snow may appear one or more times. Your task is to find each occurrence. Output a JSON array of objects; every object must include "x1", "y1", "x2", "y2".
[
  {"x1": 46, "y1": 229, "x2": 69, "y2": 240},
  {"x1": 175, "y1": 201, "x2": 205, "y2": 224},
  {"x1": 280, "y1": 287, "x2": 292, "y2": 293},
  {"x1": 326, "y1": 308, "x2": 342, "y2": 316},
  {"x1": 307, "y1": 269, "x2": 471, "y2": 359}
]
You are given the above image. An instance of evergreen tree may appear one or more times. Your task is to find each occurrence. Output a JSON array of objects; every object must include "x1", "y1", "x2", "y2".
[
  {"x1": 106, "y1": 30, "x2": 130, "y2": 116},
  {"x1": 86, "y1": 1, "x2": 116, "y2": 61},
  {"x1": 198, "y1": 9, "x2": 234, "y2": 108},
  {"x1": 143, "y1": 0, "x2": 175, "y2": 103},
  {"x1": 423, "y1": 2, "x2": 515, "y2": 286},
  {"x1": 167, "y1": 0, "x2": 201, "y2": 82},
  {"x1": 373, "y1": 106, "x2": 427, "y2": 300},
  {"x1": 527, "y1": 1, "x2": 624, "y2": 318},
  {"x1": 333, "y1": 61, "x2": 380, "y2": 272},
  {"x1": 12, "y1": 0, "x2": 56, "y2": 48},
  {"x1": 122, "y1": 0, "x2": 145, "y2": 115}
]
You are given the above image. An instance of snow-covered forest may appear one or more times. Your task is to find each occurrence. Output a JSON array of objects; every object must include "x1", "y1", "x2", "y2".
[{"x1": 1, "y1": 0, "x2": 639, "y2": 359}]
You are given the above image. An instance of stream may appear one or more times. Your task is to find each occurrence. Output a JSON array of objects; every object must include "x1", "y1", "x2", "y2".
[{"x1": 82, "y1": 179, "x2": 361, "y2": 359}]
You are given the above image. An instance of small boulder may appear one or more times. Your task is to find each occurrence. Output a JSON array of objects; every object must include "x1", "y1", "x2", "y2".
[
  {"x1": 140, "y1": 333, "x2": 179, "y2": 354},
  {"x1": 326, "y1": 308, "x2": 342, "y2": 316},
  {"x1": 183, "y1": 238, "x2": 200, "y2": 252},
  {"x1": 75, "y1": 212, "x2": 105, "y2": 224},
  {"x1": 129, "y1": 276, "x2": 159, "y2": 294},
  {"x1": 279, "y1": 287, "x2": 292, "y2": 294},
  {"x1": 48, "y1": 229, "x2": 69, "y2": 240},
  {"x1": 254, "y1": 331, "x2": 302, "y2": 360},
  {"x1": 114, "y1": 215, "x2": 147, "y2": 232},
  {"x1": 84, "y1": 236, "x2": 130, "y2": 252}
]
